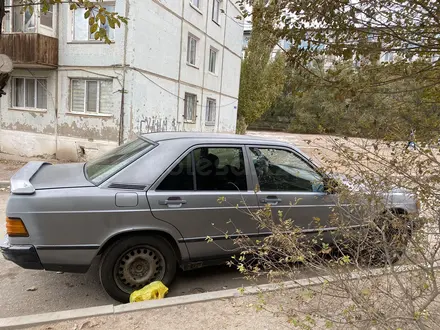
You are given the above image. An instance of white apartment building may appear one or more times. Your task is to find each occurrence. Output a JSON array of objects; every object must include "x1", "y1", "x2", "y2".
[
  {"x1": 242, "y1": 24, "x2": 420, "y2": 67},
  {"x1": 0, "y1": 0, "x2": 243, "y2": 160}
]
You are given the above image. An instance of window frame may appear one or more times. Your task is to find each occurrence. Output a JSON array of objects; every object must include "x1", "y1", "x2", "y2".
[
  {"x1": 212, "y1": 0, "x2": 221, "y2": 24},
  {"x1": 208, "y1": 47, "x2": 218, "y2": 74},
  {"x1": 152, "y1": 144, "x2": 252, "y2": 192},
  {"x1": 72, "y1": 2, "x2": 115, "y2": 42},
  {"x1": 190, "y1": 0, "x2": 202, "y2": 12},
  {"x1": 205, "y1": 98, "x2": 216, "y2": 126},
  {"x1": 70, "y1": 78, "x2": 112, "y2": 114},
  {"x1": 187, "y1": 34, "x2": 198, "y2": 66},
  {"x1": 10, "y1": 0, "x2": 36, "y2": 33},
  {"x1": 381, "y1": 52, "x2": 394, "y2": 63},
  {"x1": 40, "y1": 4, "x2": 54, "y2": 29},
  {"x1": 11, "y1": 77, "x2": 48, "y2": 111},
  {"x1": 3, "y1": 0, "x2": 55, "y2": 33},
  {"x1": 183, "y1": 92, "x2": 197, "y2": 122},
  {"x1": 246, "y1": 145, "x2": 325, "y2": 193}
]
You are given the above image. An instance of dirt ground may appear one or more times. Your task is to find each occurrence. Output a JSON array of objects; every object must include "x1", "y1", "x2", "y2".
[
  {"x1": 25, "y1": 295, "x2": 291, "y2": 330},
  {"x1": 0, "y1": 159, "x2": 25, "y2": 182}
]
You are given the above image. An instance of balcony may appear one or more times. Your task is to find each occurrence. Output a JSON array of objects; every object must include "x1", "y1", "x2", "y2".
[{"x1": 0, "y1": 33, "x2": 58, "y2": 68}]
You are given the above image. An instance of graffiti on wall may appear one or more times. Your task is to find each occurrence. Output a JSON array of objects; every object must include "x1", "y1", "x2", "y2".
[{"x1": 139, "y1": 116, "x2": 180, "y2": 134}]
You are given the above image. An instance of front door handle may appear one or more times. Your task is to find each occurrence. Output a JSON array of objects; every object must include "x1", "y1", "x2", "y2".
[
  {"x1": 260, "y1": 196, "x2": 282, "y2": 205},
  {"x1": 159, "y1": 197, "x2": 187, "y2": 208}
]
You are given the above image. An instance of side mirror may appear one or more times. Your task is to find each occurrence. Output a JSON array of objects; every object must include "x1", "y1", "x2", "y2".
[{"x1": 324, "y1": 177, "x2": 339, "y2": 194}]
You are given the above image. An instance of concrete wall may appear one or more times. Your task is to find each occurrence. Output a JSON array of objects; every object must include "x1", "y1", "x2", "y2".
[
  {"x1": 55, "y1": 68, "x2": 122, "y2": 160},
  {"x1": 58, "y1": 1, "x2": 126, "y2": 67},
  {"x1": 0, "y1": 69, "x2": 57, "y2": 158},
  {"x1": 0, "y1": 0, "x2": 243, "y2": 161},
  {"x1": 123, "y1": 0, "x2": 243, "y2": 139}
]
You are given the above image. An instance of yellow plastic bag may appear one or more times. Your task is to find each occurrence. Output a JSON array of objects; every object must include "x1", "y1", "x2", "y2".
[{"x1": 129, "y1": 281, "x2": 169, "y2": 303}]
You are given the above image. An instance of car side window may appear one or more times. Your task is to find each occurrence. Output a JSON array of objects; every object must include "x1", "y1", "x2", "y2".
[
  {"x1": 195, "y1": 147, "x2": 247, "y2": 191},
  {"x1": 156, "y1": 153, "x2": 194, "y2": 191},
  {"x1": 249, "y1": 147, "x2": 324, "y2": 192},
  {"x1": 156, "y1": 147, "x2": 248, "y2": 191}
]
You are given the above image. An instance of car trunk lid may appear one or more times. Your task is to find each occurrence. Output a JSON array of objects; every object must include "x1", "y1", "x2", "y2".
[{"x1": 10, "y1": 162, "x2": 94, "y2": 194}]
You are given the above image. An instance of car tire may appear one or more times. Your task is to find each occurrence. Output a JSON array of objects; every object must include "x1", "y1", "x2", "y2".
[
  {"x1": 99, "y1": 235, "x2": 177, "y2": 303},
  {"x1": 359, "y1": 212, "x2": 410, "y2": 266}
]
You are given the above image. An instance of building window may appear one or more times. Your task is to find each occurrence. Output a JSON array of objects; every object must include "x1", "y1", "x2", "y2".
[
  {"x1": 11, "y1": 0, "x2": 36, "y2": 32},
  {"x1": 73, "y1": 3, "x2": 115, "y2": 41},
  {"x1": 2, "y1": 1, "x2": 53, "y2": 32},
  {"x1": 205, "y1": 98, "x2": 216, "y2": 125},
  {"x1": 2, "y1": 2, "x2": 10, "y2": 33},
  {"x1": 243, "y1": 35, "x2": 250, "y2": 48},
  {"x1": 212, "y1": 0, "x2": 220, "y2": 23},
  {"x1": 382, "y1": 52, "x2": 394, "y2": 63},
  {"x1": 191, "y1": 0, "x2": 201, "y2": 9},
  {"x1": 71, "y1": 79, "x2": 113, "y2": 114},
  {"x1": 184, "y1": 93, "x2": 197, "y2": 122},
  {"x1": 283, "y1": 40, "x2": 292, "y2": 50},
  {"x1": 367, "y1": 34, "x2": 378, "y2": 42},
  {"x1": 187, "y1": 35, "x2": 198, "y2": 66},
  {"x1": 12, "y1": 78, "x2": 48, "y2": 110},
  {"x1": 208, "y1": 47, "x2": 218, "y2": 73},
  {"x1": 40, "y1": 4, "x2": 53, "y2": 28}
]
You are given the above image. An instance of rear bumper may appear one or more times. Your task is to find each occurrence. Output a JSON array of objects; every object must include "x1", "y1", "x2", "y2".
[{"x1": 0, "y1": 241, "x2": 44, "y2": 270}]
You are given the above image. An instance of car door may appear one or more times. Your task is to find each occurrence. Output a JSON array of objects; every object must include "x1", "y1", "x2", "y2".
[
  {"x1": 247, "y1": 146, "x2": 337, "y2": 242},
  {"x1": 147, "y1": 144, "x2": 259, "y2": 260}
]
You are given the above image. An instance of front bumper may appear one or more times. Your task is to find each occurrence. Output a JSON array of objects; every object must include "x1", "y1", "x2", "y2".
[{"x1": 0, "y1": 239, "x2": 43, "y2": 270}]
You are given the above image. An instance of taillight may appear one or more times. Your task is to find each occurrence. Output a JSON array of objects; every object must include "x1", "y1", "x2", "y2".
[{"x1": 6, "y1": 218, "x2": 29, "y2": 237}]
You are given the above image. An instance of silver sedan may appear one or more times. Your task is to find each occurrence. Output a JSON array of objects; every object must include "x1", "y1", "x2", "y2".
[{"x1": 1, "y1": 133, "x2": 419, "y2": 302}]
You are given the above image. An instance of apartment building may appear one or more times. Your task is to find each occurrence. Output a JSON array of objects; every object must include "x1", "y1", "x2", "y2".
[
  {"x1": 0, "y1": 0, "x2": 243, "y2": 160},
  {"x1": 242, "y1": 24, "x2": 419, "y2": 67}
]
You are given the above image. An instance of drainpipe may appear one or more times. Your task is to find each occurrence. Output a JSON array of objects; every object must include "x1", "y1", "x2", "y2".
[
  {"x1": 54, "y1": 3, "x2": 60, "y2": 158},
  {"x1": 118, "y1": 0, "x2": 129, "y2": 145},
  {"x1": 0, "y1": 0, "x2": 5, "y2": 34}
]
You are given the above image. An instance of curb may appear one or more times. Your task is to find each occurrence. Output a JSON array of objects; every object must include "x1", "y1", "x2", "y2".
[
  {"x1": 2, "y1": 262, "x2": 439, "y2": 330},
  {"x1": 0, "y1": 181, "x2": 9, "y2": 189},
  {"x1": 0, "y1": 277, "x2": 322, "y2": 330}
]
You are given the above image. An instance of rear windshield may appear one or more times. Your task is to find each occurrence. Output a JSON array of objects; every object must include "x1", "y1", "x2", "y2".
[{"x1": 85, "y1": 137, "x2": 154, "y2": 185}]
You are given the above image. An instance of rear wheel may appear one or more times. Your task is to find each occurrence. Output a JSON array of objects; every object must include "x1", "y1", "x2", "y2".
[{"x1": 99, "y1": 235, "x2": 177, "y2": 302}]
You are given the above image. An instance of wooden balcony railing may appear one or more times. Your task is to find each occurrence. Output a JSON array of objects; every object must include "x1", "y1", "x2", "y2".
[{"x1": 0, "y1": 33, "x2": 58, "y2": 68}]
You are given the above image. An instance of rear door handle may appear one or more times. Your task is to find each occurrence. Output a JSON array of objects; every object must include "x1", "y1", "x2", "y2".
[
  {"x1": 260, "y1": 196, "x2": 282, "y2": 205},
  {"x1": 159, "y1": 197, "x2": 187, "y2": 208}
]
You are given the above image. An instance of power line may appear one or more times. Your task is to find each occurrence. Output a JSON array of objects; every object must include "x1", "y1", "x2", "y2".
[
  {"x1": 131, "y1": 67, "x2": 238, "y2": 109},
  {"x1": 223, "y1": 11, "x2": 247, "y2": 28}
]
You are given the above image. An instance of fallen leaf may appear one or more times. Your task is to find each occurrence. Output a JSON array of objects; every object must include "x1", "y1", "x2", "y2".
[{"x1": 79, "y1": 321, "x2": 91, "y2": 330}]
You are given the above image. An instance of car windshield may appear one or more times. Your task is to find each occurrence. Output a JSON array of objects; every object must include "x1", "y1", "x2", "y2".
[{"x1": 85, "y1": 137, "x2": 154, "y2": 185}]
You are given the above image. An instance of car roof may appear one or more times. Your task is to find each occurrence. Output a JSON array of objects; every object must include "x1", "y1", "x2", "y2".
[{"x1": 142, "y1": 132, "x2": 288, "y2": 145}]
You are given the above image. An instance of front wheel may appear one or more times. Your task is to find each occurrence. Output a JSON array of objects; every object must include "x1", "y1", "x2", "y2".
[
  {"x1": 360, "y1": 212, "x2": 410, "y2": 266},
  {"x1": 99, "y1": 235, "x2": 177, "y2": 303}
]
